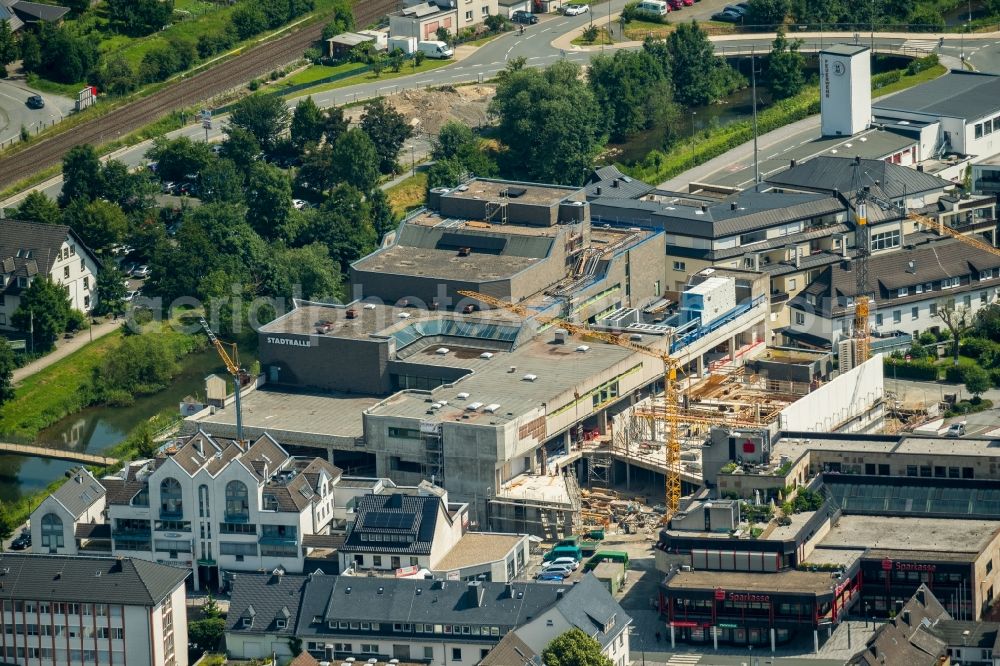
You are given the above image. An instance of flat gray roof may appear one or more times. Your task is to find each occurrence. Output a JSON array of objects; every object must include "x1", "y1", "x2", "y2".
[
  {"x1": 665, "y1": 568, "x2": 837, "y2": 595},
  {"x1": 353, "y1": 244, "x2": 541, "y2": 281},
  {"x1": 192, "y1": 388, "x2": 379, "y2": 442},
  {"x1": 770, "y1": 434, "x2": 1000, "y2": 463},
  {"x1": 444, "y1": 179, "x2": 580, "y2": 206},
  {"x1": 873, "y1": 70, "x2": 1000, "y2": 122},
  {"x1": 821, "y1": 43, "x2": 870, "y2": 56},
  {"x1": 820, "y1": 515, "x2": 1000, "y2": 554}
]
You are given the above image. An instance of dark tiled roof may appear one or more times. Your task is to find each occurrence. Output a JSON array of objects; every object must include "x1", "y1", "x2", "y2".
[
  {"x1": 0, "y1": 4, "x2": 24, "y2": 30},
  {"x1": 301, "y1": 534, "x2": 345, "y2": 549},
  {"x1": 546, "y1": 575, "x2": 631, "y2": 649},
  {"x1": 227, "y1": 573, "x2": 307, "y2": 635},
  {"x1": 0, "y1": 220, "x2": 85, "y2": 290},
  {"x1": 49, "y1": 468, "x2": 105, "y2": 518},
  {"x1": 928, "y1": 620, "x2": 1000, "y2": 649},
  {"x1": 241, "y1": 434, "x2": 291, "y2": 481},
  {"x1": 765, "y1": 156, "x2": 949, "y2": 200},
  {"x1": 74, "y1": 523, "x2": 111, "y2": 540},
  {"x1": 592, "y1": 190, "x2": 844, "y2": 239},
  {"x1": 0, "y1": 554, "x2": 188, "y2": 606},
  {"x1": 342, "y1": 493, "x2": 444, "y2": 555},
  {"x1": 584, "y1": 166, "x2": 654, "y2": 200},
  {"x1": 102, "y1": 463, "x2": 147, "y2": 506},
  {"x1": 873, "y1": 70, "x2": 1000, "y2": 123},
  {"x1": 297, "y1": 574, "x2": 619, "y2": 633},
  {"x1": 10, "y1": 0, "x2": 69, "y2": 22},
  {"x1": 850, "y1": 584, "x2": 949, "y2": 666}
]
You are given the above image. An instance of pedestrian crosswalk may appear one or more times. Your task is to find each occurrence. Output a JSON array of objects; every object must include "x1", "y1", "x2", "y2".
[
  {"x1": 665, "y1": 654, "x2": 702, "y2": 665},
  {"x1": 901, "y1": 39, "x2": 939, "y2": 54}
]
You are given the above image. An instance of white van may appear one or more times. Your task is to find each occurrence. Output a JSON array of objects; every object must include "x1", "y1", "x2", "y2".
[
  {"x1": 417, "y1": 40, "x2": 454, "y2": 59},
  {"x1": 637, "y1": 0, "x2": 669, "y2": 15}
]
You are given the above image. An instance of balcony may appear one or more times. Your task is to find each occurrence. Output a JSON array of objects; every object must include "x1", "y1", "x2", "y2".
[
  {"x1": 770, "y1": 291, "x2": 790, "y2": 304},
  {"x1": 975, "y1": 179, "x2": 1000, "y2": 194},
  {"x1": 223, "y1": 513, "x2": 249, "y2": 524},
  {"x1": 159, "y1": 508, "x2": 184, "y2": 520}
]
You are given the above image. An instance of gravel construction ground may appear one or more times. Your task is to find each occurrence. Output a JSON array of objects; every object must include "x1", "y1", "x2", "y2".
[{"x1": 346, "y1": 84, "x2": 497, "y2": 138}]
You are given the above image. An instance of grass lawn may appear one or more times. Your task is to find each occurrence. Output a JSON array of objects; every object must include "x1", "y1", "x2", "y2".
[
  {"x1": 0, "y1": 333, "x2": 121, "y2": 440},
  {"x1": 571, "y1": 27, "x2": 613, "y2": 46},
  {"x1": 386, "y1": 172, "x2": 428, "y2": 217},
  {"x1": 873, "y1": 64, "x2": 947, "y2": 97},
  {"x1": 282, "y1": 58, "x2": 452, "y2": 98},
  {"x1": 623, "y1": 19, "x2": 672, "y2": 40},
  {"x1": 278, "y1": 62, "x2": 368, "y2": 88}
]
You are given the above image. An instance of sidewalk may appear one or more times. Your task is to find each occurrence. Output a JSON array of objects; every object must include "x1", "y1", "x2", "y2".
[{"x1": 12, "y1": 318, "x2": 124, "y2": 385}]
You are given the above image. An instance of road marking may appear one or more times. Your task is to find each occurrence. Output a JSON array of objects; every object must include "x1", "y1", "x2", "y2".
[
  {"x1": 416, "y1": 80, "x2": 432, "y2": 84},
  {"x1": 491, "y1": 61, "x2": 503, "y2": 65},
  {"x1": 556, "y1": 21, "x2": 568, "y2": 27},
  {"x1": 525, "y1": 34, "x2": 536, "y2": 40},
  {"x1": 666, "y1": 655, "x2": 702, "y2": 665}
]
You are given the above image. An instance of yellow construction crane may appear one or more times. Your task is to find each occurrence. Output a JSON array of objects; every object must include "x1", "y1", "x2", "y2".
[
  {"x1": 908, "y1": 210, "x2": 1000, "y2": 258},
  {"x1": 199, "y1": 318, "x2": 245, "y2": 443},
  {"x1": 456, "y1": 290, "x2": 683, "y2": 519}
]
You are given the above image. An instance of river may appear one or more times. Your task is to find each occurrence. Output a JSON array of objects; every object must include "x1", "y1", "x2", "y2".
[{"x1": 0, "y1": 348, "x2": 223, "y2": 505}]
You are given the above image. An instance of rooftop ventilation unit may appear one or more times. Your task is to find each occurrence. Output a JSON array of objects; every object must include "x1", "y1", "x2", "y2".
[
  {"x1": 523, "y1": 374, "x2": 538, "y2": 382},
  {"x1": 484, "y1": 403, "x2": 501, "y2": 413},
  {"x1": 480, "y1": 352, "x2": 494, "y2": 359},
  {"x1": 456, "y1": 392, "x2": 470, "y2": 400},
  {"x1": 398, "y1": 312, "x2": 411, "y2": 319},
  {"x1": 575, "y1": 345, "x2": 590, "y2": 353},
  {"x1": 364, "y1": 303, "x2": 377, "y2": 310},
  {"x1": 430, "y1": 403, "x2": 443, "y2": 410},
  {"x1": 466, "y1": 402, "x2": 484, "y2": 411},
  {"x1": 436, "y1": 347, "x2": 450, "y2": 355}
]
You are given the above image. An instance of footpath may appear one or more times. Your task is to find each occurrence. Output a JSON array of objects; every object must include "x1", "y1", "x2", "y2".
[{"x1": 12, "y1": 318, "x2": 123, "y2": 385}]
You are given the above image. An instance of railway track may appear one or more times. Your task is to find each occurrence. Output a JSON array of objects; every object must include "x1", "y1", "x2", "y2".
[{"x1": 0, "y1": 1, "x2": 400, "y2": 191}]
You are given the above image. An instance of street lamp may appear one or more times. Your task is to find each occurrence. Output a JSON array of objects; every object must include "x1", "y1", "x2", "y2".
[{"x1": 690, "y1": 111, "x2": 697, "y2": 136}]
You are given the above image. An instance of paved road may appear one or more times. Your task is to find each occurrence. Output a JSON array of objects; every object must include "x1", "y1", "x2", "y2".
[{"x1": 0, "y1": 79, "x2": 75, "y2": 149}]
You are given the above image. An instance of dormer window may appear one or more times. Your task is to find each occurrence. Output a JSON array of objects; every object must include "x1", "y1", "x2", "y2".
[
  {"x1": 275, "y1": 619, "x2": 286, "y2": 629},
  {"x1": 242, "y1": 617, "x2": 253, "y2": 628},
  {"x1": 898, "y1": 287, "x2": 908, "y2": 297}
]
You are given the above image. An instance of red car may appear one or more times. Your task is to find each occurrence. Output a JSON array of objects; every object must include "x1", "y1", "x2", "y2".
[
  {"x1": 682, "y1": 0, "x2": 694, "y2": 5},
  {"x1": 667, "y1": 0, "x2": 682, "y2": 8}
]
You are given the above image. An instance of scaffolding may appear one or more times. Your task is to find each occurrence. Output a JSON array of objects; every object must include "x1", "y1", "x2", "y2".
[{"x1": 420, "y1": 421, "x2": 444, "y2": 486}]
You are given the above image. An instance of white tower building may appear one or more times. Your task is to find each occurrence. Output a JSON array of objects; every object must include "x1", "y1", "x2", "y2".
[{"x1": 820, "y1": 44, "x2": 872, "y2": 137}]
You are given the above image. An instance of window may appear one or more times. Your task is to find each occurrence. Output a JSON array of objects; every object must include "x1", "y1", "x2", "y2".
[
  {"x1": 63, "y1": 266, "x2": 69, "y2": 279},
  {"x1": 893, "y1": 310, "x2": 901, "y2": 324},
  {"x1": 465, "y1": 10, "x2": 472, "y2": 19},
  {"x1": 41, "y1": 513, "x2": 63, "y2": 549},
  {"x1": 964, "y1": 294, "x2": 972, "y2": 308},
  {"x1": 875, "y1": 313, "x2": 883, "y2": 326},
  {"x1": 981, "y1": 270, "x2": 993, "y2": 281},
  {"x1": 410, "y1": 557, "x2": 419, "y2": 566},
  {"x1": 898, "y1": 287, "x2": 908, "y2": 297},
  {"x1": 199, "y1": 484, "x2": 210, "y2": 518},
  {"x1": 930, "y1": 303, "x2": 938, "y2": 316},
  {"x1": 373, "y1": 555, "x2": 382, "y2": 567},
  {"x1": 916, "y1": 284, "x2": 923, "y2": 294},
  {"x1": 387, "y1": 427, "x2": 420, "y2": 440},
  {"x1": 906, "y1": 465, "x2": 918, "y2": 476},
  {"x1": 911, "y1": 306, "x2": 919, "y2": 321},
  {"x1": 225, "y1": 481, "x2": 249, "y2": 521},
  {"x1": 788, "y1": 278, "x2": 797, "y2": 290},
  {"x1": 871, "y1": 230, "x2": 901, "y2": 251},
  {"x1": 976, "y1": 123, "x2": 984, "y2": 139},
  {"x1": 219, "y1": 542, "x2": 257, "y2": 557},
  {"x1": 83, "y1": 277, "x2": 89, "y2": 290},
  {"x1": 794, "y1": 312, "x2": 805, "y2": 325},
  {"x1": 452, "y1": 648, "x2": 462, "y2": 661},
  {"x1": 982, "y1": 291, "x2": 989, "y2": 304},
  {"x1": 672, "y1": 261, "x2": 686, "y2": 271},
  {"x1": 424, "y1": 647, "x2": 434, "y2": 660},
  {"x1": 111, "y1": 628, "x2": 123, "y2": 640},
  {"x1": 160, "y1": 477, "x2": 183, "y2": 517}
]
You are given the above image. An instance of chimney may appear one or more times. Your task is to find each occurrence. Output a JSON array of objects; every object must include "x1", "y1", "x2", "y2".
[
  {"x1": 595, "y1": 186, "x2": 602, "y2": 196},
  {"x1": 612, "y1": 179, "x2": 619, "y2": 188},
  {"x1": 916, "y1": 588, "x2": 926, "y2": 606},
  {"x1": 790, "y1": 159, "x2": 797, "y2": 168},
  {"x1": 466, "y1": 581, "x2": 485, "y2": 607},
  {"x1": 902, "y1": 609, "x2": 911, "y2": 625},
  {"x1": 730, "y1": 202, "x2": 738, "y2": 211},
  {"x1": 840, "y1": 234, "x2": 848, "y2": 258},
  {"x1": 505, "y1": 583, "x2": 514, "y2": 598},
  {"x1": 917, "y1": 164, "x2": 925, "y2": 173},
  {"x1": 556, "y1": 588, "x2": 566, "y2": 600},
  {"x1": 701, "y1": 205, "x2": 709, "y2": 213}
]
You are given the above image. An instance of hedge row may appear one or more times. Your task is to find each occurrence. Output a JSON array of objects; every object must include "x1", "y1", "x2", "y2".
[
  {"x1": 621, "y1": 90, "x2": 821, "y2": 184},
  {"x1": 884, "y1": 358, "x2": 939, "y2": 381}
]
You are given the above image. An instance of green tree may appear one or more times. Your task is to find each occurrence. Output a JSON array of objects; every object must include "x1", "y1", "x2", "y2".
[
  {"x1": 426, "y1": 157, "x2": 466, "y2": 193},
  {"x1": 0, "y1": 503, "x2": 14, "y2": 551},
  {"x1": 588, "y1": 48, "x2": 678, "y2": 141},
  {"x1": 323, "y1": 106, "x2": 349, "y2": 145},
  {"x1": 767, "y1": 28, "x2": 806, "y2": 100},
  {"x1": 0, "y1": 338, "x2": 15, "y2": 409},
  {"x1": 108, "y1": 0, "x2": 174, "y2": 35},
  {"x1": 542, "y1": 629, "x2": 613, "y2": 666},
  {"x1": 63, "y1": 199, "x2": 128, "y2": 253},
  {"x1": 268, "y1": 243, "x2": 344, "y2": 301},
  {"x1": 290, "y1": 96, "x2": 325, "y2": 151},
  {"x1": 94, "y1": 54, "x2": 137, "y2": 96},
  {"x1": 936, "y1": 303, "x2": 973, "y2": 366},
  {"x1": 368, "y1": 187, "x2": 398, "y2": 239},
  {"x1": 14, "y1": 191, "x2": 61, "y2": 225},
  {"x1": 228, "y1": 94, "x2": 290, "y2": 154},
  {"x1": 297, "y1": 144, "x2": 338, "y2": 195},
  {"x1": 746, "y1": 0, "x2": 790, "y2": 26},
  {"x1": 199, "y1": 159, "x2": 245, "y2": 204},
  {"x1": 95, "y1": 265, "x2": 128, "y2": 317},
  {"x1": 100, "y1": 160, "x2": 159, "y2": 214},
  {"x1": 666, "y1": 22, "x2": 737, "y2": 106},
  {"x1": 19, "y1": 32, "x2": 41, "y2": 74},
  {"x1": 148, "y1": 136, "x2": 214, "y2": 183},
  {"x1": 965, "y1": 365, "x2": 991, "y2": 398},
  {"x1": 974, "y1": 303, "x2": 1000, "y2": 342},
  {"x1": 63, "y1": 0, "x2": 91, "y2": 16},
  {"x1": 0, "y1": 18, "x2": 18, "y2": 75},
  {"x1": 360, "y1": 97, "x2": 413, "y2": 175},
  {"x1": 98, "y1": 333, "x2": 179, "y2": 396},
  {"x1": 229, "y1": 4, "x2": 268, "y2": 40},
  {"x1": 13, "y1": 277, "x2": 72, "y2": 352},
  {"x1": 188, "y1": 618, "x2": 225, "y2": 653},
  {"x1": 302, "y1": 184, "x2": 376, "y2": 271},
  {"x1": 59, "y1": 144, "x2": 103, "y2": 207},
  {"x1": 321, "y1": 0, "x2": 355, "y2": 38},
  {"x1": 489, "y1": 60, "x2": 605, "y2": 185},
  {"x1": 220, "y1": 125, "x2": 262, "y2": 165},
  {"x1": 433, "y1": 121, "x2": 477, "y2": 161},
  {"x1": 331, "y1": 129, "x2": 380, "y2": 192},
  {"x1": 245, "y1": 162, "x2": 292, "y2": 239}
]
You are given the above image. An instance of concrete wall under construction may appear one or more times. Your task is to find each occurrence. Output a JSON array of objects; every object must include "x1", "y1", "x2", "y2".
[{"x1": 777, "y1": 355, "x2": 885, "y2": 433}]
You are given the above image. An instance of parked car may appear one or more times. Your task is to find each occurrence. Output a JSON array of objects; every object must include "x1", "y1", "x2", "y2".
[
  {"x1": 292, "y1": 199, "x2": 309, "y2": 210},
  {"x1": 26, "y1": 94, "x2": 44, "y2": 109},
  {"x1": 711, "y1": 9, "x2": 741, "y2": 21},
  {"x1": 124, "y1": 290, "x2": 141, "y2": 303},
  {"x1": 725, "y1": 3, "x2": 748, "y2": 15},
  {"x1": 537, "y1": 573, "x2": 567, "y2": 582},
  {"x1": 946, "y1": 421, "x2": 967, "y2": 437},
  {"x1": 548, "y1": 556, "x2": 580, "y2": 570},
  {"x1": 131, "y1": 265, "x2": 151, "y2": 279},
  {"x1": 667, "y1": 0, "x2": 683, "y2": 10},
  {"x1": 161, "y1": 181, "x2": 177, "y2": 194},
  {"x1": 512, "y1": 10, "x2": 538, "y2": 24},
  {"x1": 178, "y1": 182, "x2": 197, "y2": 196},
  {"x1": 563, "y1": 4, "x2": 588, "y2": 15},
  {"x1": 10, "y1": 535, "x2": 30, "y2": 550}
]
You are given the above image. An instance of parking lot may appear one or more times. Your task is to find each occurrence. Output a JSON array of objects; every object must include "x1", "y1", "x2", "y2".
[{"x1": 0, "y1": 78, "x2": 76, "y2": 149}]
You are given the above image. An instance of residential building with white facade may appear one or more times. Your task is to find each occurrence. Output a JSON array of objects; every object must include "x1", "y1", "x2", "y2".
[
  {"x1": 0, "y1": 220, "x2": 100, "y2": 329},
  {"x1": 31, "y1": 467, "x2": 106, "y2": 556},
  {"x1": 340, "y1": 487, "x2": 531, "y2": 582},
  {"x1": 101, "y1": 432, "x2": 342, "y2": 591},
  {"x1": 0, "y1": 553, "x2": 189, "y2": 666},
  {"x1": 224, "y1": 572, "x2": 631, "y2": 666}
]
